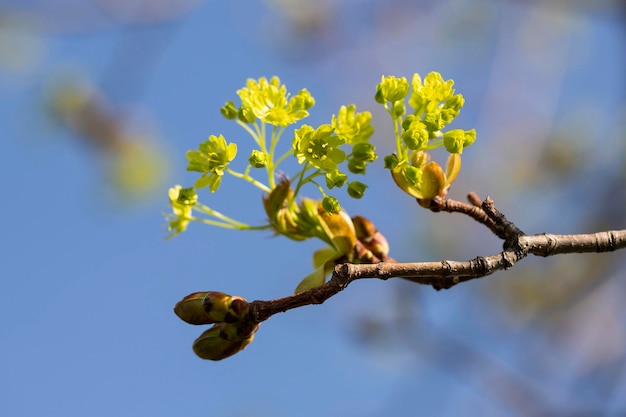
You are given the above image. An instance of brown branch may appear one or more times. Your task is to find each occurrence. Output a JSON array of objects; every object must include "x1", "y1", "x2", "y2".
[
  {"x1": 178, "y1": 195, "x2": 626, "y2": 361},
  {"x1": 430, "y1": 194, "x2": 499, "y2": 236},
  {"x1": 246, "y1": 197, "x2": 626, "y2": 324}
]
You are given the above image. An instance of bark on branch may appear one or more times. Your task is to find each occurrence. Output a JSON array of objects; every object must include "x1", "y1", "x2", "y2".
[{"x1": 247, "y1": 195, "x2": 626, "y2": 324}]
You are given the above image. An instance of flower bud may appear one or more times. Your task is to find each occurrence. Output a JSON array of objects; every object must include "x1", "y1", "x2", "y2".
[
  {"x1": 376, "y1": 75, "x2": 409, "y2": 103},
  {"x1": 410, "y1": 151, "x2": 430, "y2": 168},
  {"x1": 443, "y1": 129, "x2": 475, "y2": 154},
  {"x1": 248, "y1": 149, "x2": 268, "y2": 168},
  {"x1": 392, "y1": 100, "x2": 405, "y2": 118},
  {"x1": 174, "y1": 291, "x2": 249, "y2": 325},
  {"x1": 352, "y1": 142, "x2": 377, "y2": 163},
  {"x1": 402, "y1": 121, "x2": 428, "y2": 150},
  {"x1": 347, "y1": 158, "x2": 367, "y2": 174},
  {"x1": 347, "y1": 181, "x2": 367, "y2": 199},
  {"x1": 192, "y1": 322, "x2": 258, "y2": 361},
  {"x1": 322, "y1": 196, "x2": 341, "y2": 214},
  {"x1": 352, "y1": 215, "x2": 390, "y2": 259},
  {"x1": 325, "y1": 170, "x2": 348, "y2": 189},
  {"x1": 238, "y1": 106, "x2": 256, "y2": 124},
  {"x1": 383, "y1": 154, "x2": 399, "y2": 170},
  {"x1": 220, "y1": 101, "x2": 238, "y2": 119}
]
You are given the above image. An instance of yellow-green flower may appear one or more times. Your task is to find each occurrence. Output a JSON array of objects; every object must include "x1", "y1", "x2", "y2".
[
  {"x1": 331, "y1": 105, "x2": 374, "y2": 144},
  {"x1": 186, "y1": 135, "x2": 237, "y2": 191},
  {"x1": 443, "y1": 129, "x2": 476, "y2": 154},
  {"x1": 236, "y1": 76, "x2": 314, "y2": 126},
  {"x1": 402, "y1": 119, "x2": 429, "y2": 150},
  {"x1": 166, "y1": 185, "x2": 197, "y2": 237},
  {"x1": 293, "y1": 124, "x2": 346, "y2": 172},
  {"x1": 375, "y1": 75, "x2": 409, "y2": 103},
  {"x1": 409, "y1": 72, "x2": 455, "y2": 111}
]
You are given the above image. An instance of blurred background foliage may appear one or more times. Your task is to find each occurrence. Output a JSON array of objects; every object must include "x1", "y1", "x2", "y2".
[{"x1": 1, "y1": 0, "x2": 625, "y2": 416}]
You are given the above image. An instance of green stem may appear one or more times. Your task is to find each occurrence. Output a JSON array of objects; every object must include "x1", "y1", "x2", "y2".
[
  {"x1": 267, "y1": 125, "x2": 282, "y2": 189},
  {"x1": 225, "y1": 168, "x2": 272, "y2": 193},
  {"x1": 275, "y1": 148, "x2": 294, "y2": 167},
  {"x1": 237, "y1": 120, "x2": 261, "y2": 147},
  {"x1": 194, "y1": 203, "x2": 246, "y2": 226},
  {"x1": 193, "y1": 217, "x2": 270, "y2": 231},
  {"x1": 194, "y1": 203, "x2": 271, "y2": 231},
  {"x1": 292, "y1": 164, "x2": 321, "y2": 200},
  {"x1": 425, "y1": 138, "x2": 444, "y2": 150},
  {"x1": 309, "y1": 180, "x2": 327, "y2": 197},
  {"x1": 260, "y1": 122, "x2": 267, "y2": 154},
  {"x1": 393, "y1": 117, "x2": 405, "y2": 160}
]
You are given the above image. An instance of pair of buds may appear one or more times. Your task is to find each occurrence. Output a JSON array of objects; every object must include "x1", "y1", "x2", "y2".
[{"x1": 174, "y1": 292, "x2": 258, "y2": 360}]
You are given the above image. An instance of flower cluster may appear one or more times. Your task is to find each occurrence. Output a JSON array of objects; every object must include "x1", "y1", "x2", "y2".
[
  {"x1": 168, "y1": 73, "x2": 478, "y2": 360},
  {"x1": 166, "y1": 76, "x2": 380, "y2": 294},
  {"x1": 376, "y1": 72, "x2": 476, "y2": 206},
  {"x1": 291, "y1": 104, "x2": 376, "y2": 211},
  {"x1": 227, "y1": 76, "x2": 315, "y2": 127}
]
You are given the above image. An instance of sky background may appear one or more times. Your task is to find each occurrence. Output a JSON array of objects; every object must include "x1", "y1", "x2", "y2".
[{"x1": 1, "y1": 1, "x2": 626, "y2": 416}]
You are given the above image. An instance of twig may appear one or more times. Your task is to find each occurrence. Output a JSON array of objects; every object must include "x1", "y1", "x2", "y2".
[{"x1": 246, "y1": 196, "x2": 626, "y2": 323}]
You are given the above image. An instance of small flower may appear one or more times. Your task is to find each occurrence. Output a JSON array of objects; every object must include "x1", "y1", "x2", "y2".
[
  {"x1": 248, "y1": 149, "x2": 267, "y2": 168},
  {"x1": 289, "y1": 88, "x2": 315, "y2": 112},
  {"x1": 409, "y1": 72, "x2": 455, "y2": 111},
  {"x1": 292, "y1": 124, "x2": 346, "y2": 172},
  {"x1": 186, "y1": 135, "x2": 237, "y2": 192},
  {"x1": 331, "y1": 105, "x2": 374, "y2": 144},
  {"x1": 325, "y1": 170, "x2": 348, "y2": 189},
  {"x1": 407, "y1": 72, "x2": 467, "y2": 134},
  {"x1": 347, "y1": 181, "x2": 368, "y2": 199},
  {"x1": 236, "y1": 76, "x2": 313, "y2": 126},
  {"x1": 443, "y1": 129, "x2": 476, "y2": 154},
  {"x1": 375, "y1": 75, "x2": 410, "y2": 104},
  {"x1": 166, "y1": 185, "x2": 197, "y2": 237},
  {"x1": 348, "y1": 142, "x2": 377, "y2": 174},
  {"x1": 402, "y1": 119, "x2": 429, "y2": 150},
  {"x1": 220, "y1": 101, "x2": 238, "y2": 120}
]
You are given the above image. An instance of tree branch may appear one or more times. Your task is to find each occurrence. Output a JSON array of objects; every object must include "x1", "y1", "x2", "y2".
[{"x1": 246, "y1": 196, "x2": 626, "y2": 324}]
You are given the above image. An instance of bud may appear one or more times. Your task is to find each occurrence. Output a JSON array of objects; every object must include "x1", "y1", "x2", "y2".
[
  {"x1": 376, "y1": 75, "x2": 409, "y2": 103},
  {"x1": 248, "y1": 149, "x2": 268, "y2": 168},
  {"x1": 402, "y1": 121, "x2": 428, "y2": 150},
  {"x1": 238, "y1": 106, "x2": 256, "y2": 124},
  {"x1": 443, "y1": 129, "x2": 475, "y2": 154},
  {"x1": 352, "y1": 215, "x2": 390, "y2": 259},
  {"x1": 174, "y1": 291, "x2": 249, "y2": 325},
  {"x1": 410, "y1": 150, "x2": 430, "y2": 168},
  {"x1": 392, "y1": 100, "x2": 405, "y2": 118},
  {"x1": 352, "y1": 143, "x2": 377, "y2": 163},
  {"x1": 192, "y1": 322, "x2": 258, "y2": 361},
  {"x1": 220, "y1": 101, "x2": 238, "y2": 120},
  {"x1": 325, "y1": 170, "x2": 348, "y2": 189},
  {"x1": 347, "y1": 158, "x2": 367, "y2": 174},
  {"x1": 383, "y1": 154, "x2": 399, "y2": 170},
  {"x1": 322, "y1": 195, "x2": 341, "y2": 214},
  {"x1": 423, "y1": 112, "x2": 444, "y2": 132},
  {"x1": 347, "y1": 181, "x2": 367, "y2": 199},
  {"x1": 291, "y1": 88, "x2": 315, "y2": 110}
]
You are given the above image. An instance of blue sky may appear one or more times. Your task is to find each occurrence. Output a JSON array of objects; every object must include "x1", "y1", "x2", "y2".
[{"x1": 1, "y1": 1, "x2": 625, "y2": 416}]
